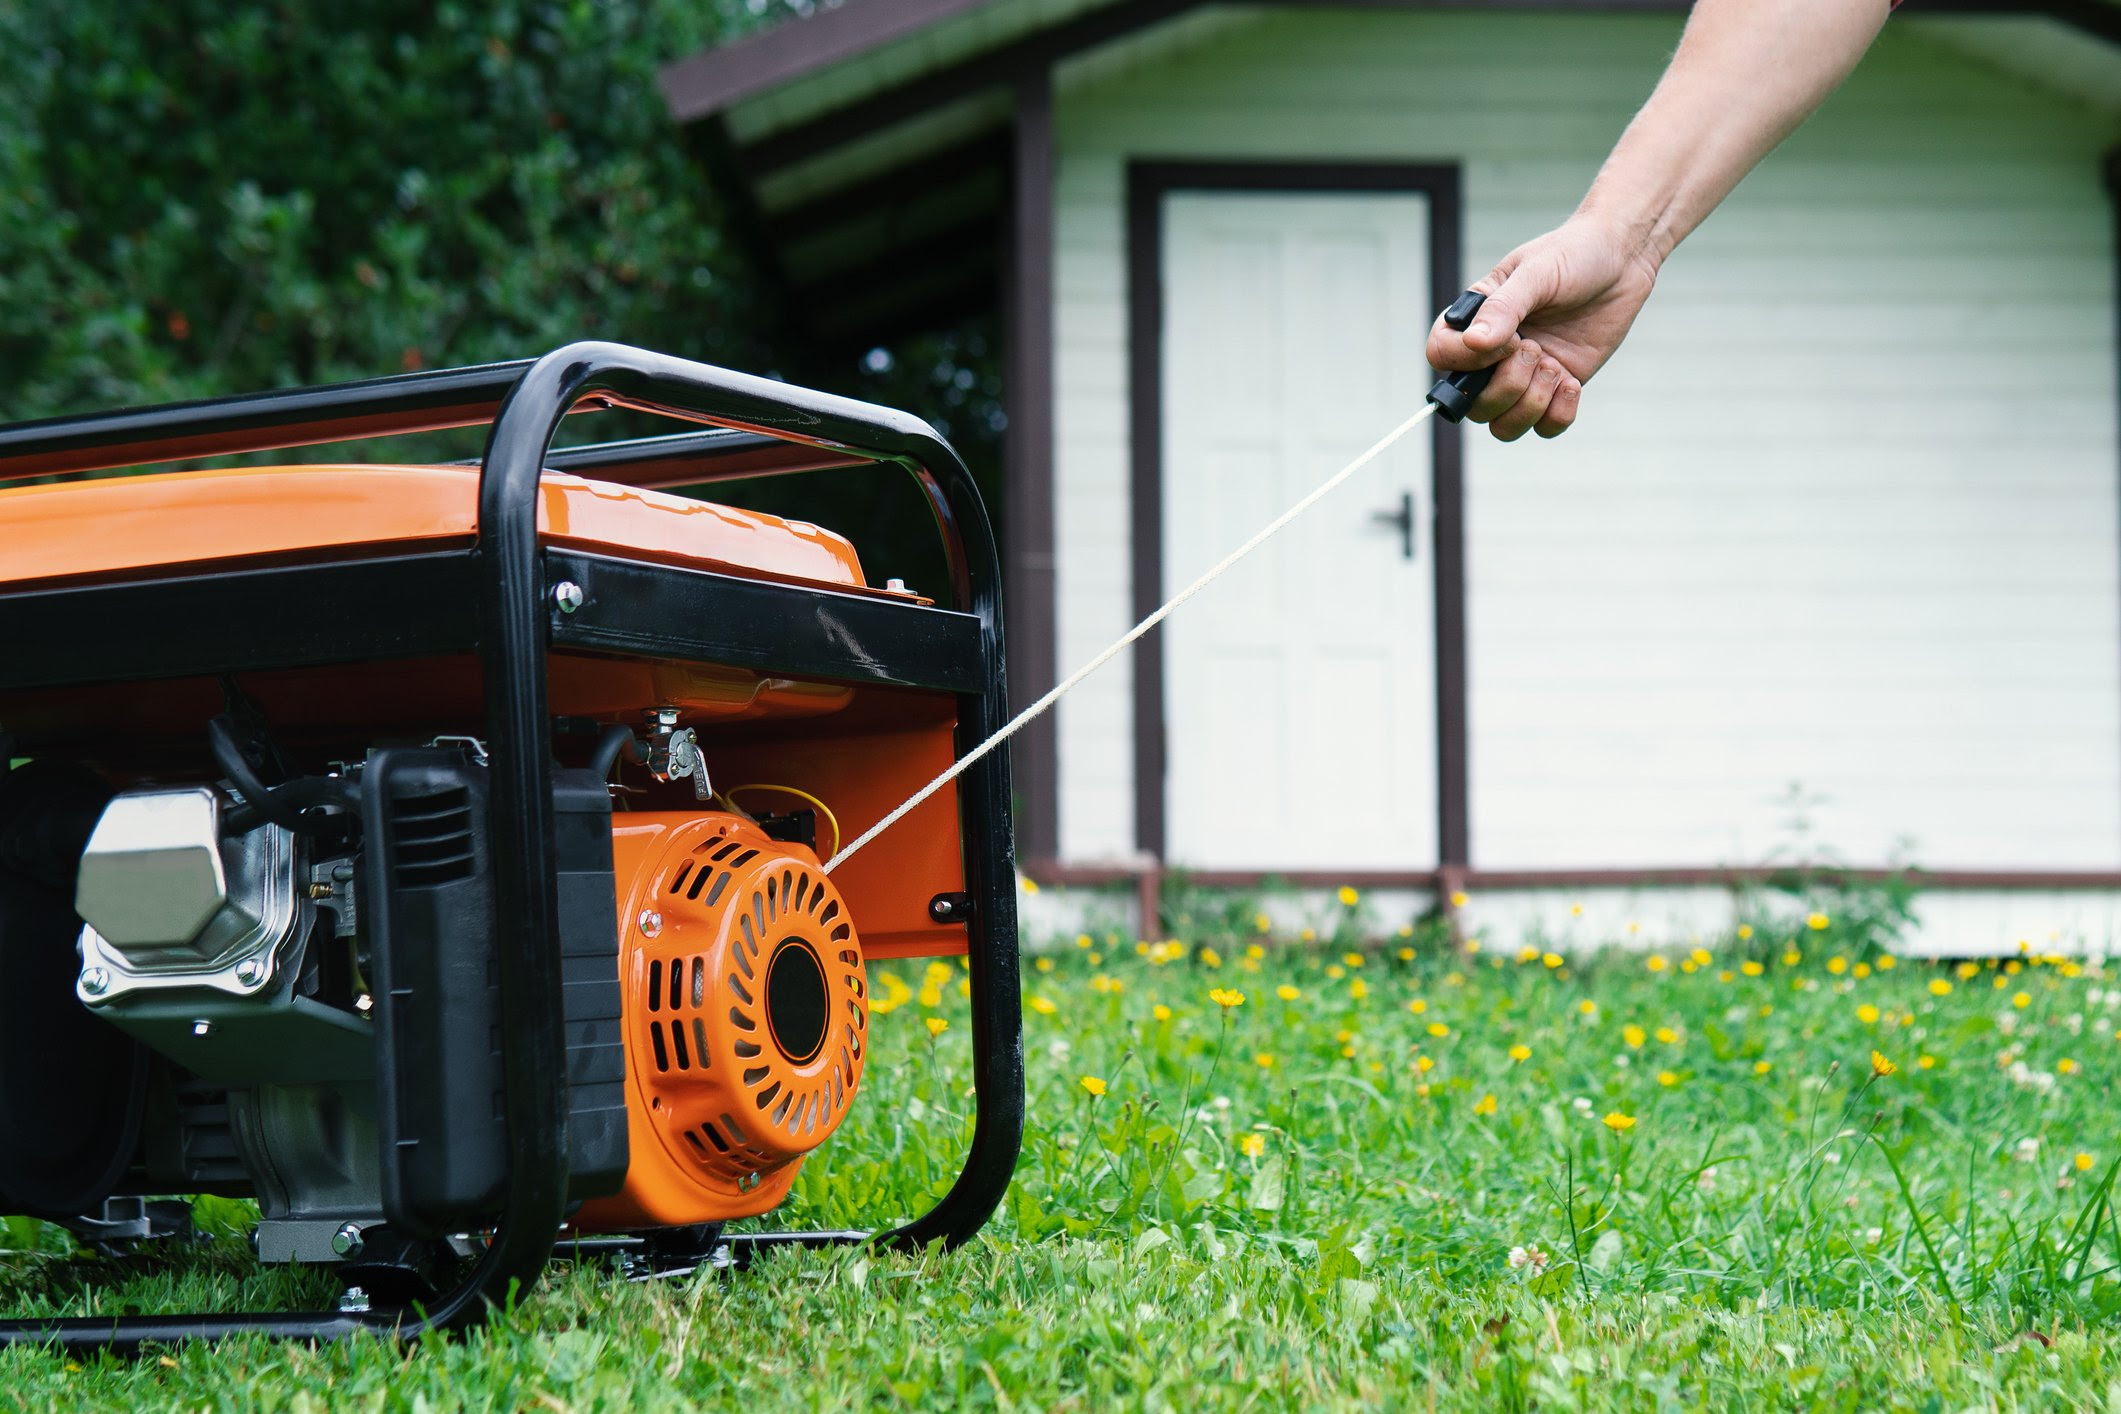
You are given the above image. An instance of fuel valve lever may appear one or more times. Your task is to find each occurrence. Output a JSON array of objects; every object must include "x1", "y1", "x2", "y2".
[{"x1": 1426, "y1": 289, "x2": 1497, "y2": 423}]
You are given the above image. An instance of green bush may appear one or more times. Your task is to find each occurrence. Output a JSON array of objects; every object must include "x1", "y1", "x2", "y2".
[{"x1": 0, "y1": 0, "x2": 755, "y2": 434}]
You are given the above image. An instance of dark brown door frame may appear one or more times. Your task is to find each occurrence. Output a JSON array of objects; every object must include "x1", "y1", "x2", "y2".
[{"x1": 1124, "y1": 159, "x2": 1471, "y2": 872}]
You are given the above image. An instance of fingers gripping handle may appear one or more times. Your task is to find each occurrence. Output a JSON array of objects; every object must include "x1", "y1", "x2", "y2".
[{"x1": 1426, "y1": 289, "x2": 1493, "y2": 424}]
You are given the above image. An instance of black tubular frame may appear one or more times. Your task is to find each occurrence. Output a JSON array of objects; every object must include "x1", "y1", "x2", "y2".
[{"x1": 0, "y1": 344, "x2": 1024, "y2": 1353}]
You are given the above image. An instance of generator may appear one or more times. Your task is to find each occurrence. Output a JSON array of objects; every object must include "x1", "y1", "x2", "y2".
[{"x1": 0, "y1": 344, "x2": 1023, "y2": 1351}]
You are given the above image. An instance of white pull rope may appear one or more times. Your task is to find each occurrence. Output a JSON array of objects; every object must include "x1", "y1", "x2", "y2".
[{"x1": 822, "y1": 400, "x2": 1439, "y2": 874}]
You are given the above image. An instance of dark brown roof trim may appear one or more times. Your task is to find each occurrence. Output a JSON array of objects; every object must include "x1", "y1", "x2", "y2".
[
  {"x1": 666, "y1": 0, "x2": 2120, "y2": 149},
  {"x1": 661, "y1": 0, "x2": 1000, "y2": 123}
]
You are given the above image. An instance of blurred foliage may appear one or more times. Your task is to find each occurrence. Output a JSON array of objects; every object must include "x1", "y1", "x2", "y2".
[
  {"x1": 0, "y1": 0, "x2": 753, "y2": 431},
  {"x1": 0, "y1": 0, "x2": 1007, "y2": 585}
]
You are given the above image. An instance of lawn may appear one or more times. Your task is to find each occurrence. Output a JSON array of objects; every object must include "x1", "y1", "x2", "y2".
[{"x1": 6, "y1": 888, "x2": 2121, "y2": 1410}]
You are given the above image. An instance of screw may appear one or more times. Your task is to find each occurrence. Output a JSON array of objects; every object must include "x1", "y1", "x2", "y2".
[
  {"x1": 639, "y1": 909, "x2": 663, "y2": 939},
  {"x1": 553, "y1": 580, "x2": 585, "y2": 614},
  {"x1": 331, "y1": 1223, "x2": 365, "y2": 1258},
  {"x1": 338, "y1": 1285, "x2": 371, "y2": 1314},
  {"x1": 886, "y1": 577, "x2": 910, "y2": 594},
  {"x1": 308, "y1": 882, "x2": 335, "y2": 899},
  {"x1": 80, "y1": 967, "x2": 110, "y2": 997},
  {"x1": 235, "y1": 958, "x2": 267, "y2": 988},
  {"x1": 192, "y1": 1020, "x2": 214, "y2": 1038}
]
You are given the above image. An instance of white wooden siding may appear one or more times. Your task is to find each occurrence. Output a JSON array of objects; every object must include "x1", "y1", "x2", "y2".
[{"x1": 1050, "y1": 10, "x2": 2121, "y2": 877}]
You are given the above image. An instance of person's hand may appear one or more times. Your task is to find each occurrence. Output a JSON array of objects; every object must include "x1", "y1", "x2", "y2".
[{"x1": 1426, "y1": 216, "x2": 1661, "y2": 440}]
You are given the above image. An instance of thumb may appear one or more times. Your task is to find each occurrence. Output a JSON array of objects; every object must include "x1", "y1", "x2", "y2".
[{"x1": 1462, "y1": 260, "x2": 1551, "y2": 354}]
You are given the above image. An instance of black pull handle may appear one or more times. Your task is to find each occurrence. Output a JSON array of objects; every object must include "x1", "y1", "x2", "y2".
[{"x1": 1426, "y1": 289, "x2": 1494, "y2": 424}]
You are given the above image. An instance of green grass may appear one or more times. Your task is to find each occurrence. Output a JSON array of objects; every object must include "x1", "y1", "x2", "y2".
[{"x1": 8, "y1": 900, "x2": 2121, "y2": 1410}]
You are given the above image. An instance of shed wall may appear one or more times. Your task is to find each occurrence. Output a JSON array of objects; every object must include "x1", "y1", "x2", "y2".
[{"x1": 1050, "y1": 10, "x2": 2121, "y2": 881}]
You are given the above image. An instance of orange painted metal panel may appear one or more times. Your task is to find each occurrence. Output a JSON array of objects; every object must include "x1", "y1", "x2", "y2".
[{"x1": 0, "y1": 463, "x2": 866, "y2": 591}]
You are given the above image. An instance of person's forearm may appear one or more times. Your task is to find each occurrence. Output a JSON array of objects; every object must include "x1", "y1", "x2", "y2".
[{"x1": 1579, "y1": 0, "x2": 1889, "y2": 267}]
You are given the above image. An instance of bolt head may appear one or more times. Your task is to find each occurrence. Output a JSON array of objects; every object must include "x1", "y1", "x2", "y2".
[
  {"x1": 331, "y1": 1223, "x2": 365, "y2": 1258},
  {"x1": 79, "y1": 967, "x2": 110, "y2": 997},
  {"x1": 235, "y1": 958, "x2": 267, "y2": 987},
  {"x1": 191, "y1": 1020, "x2": 214, "y2": 1038},
  {"x1": 639, "y1": 909, "x2": 663, "y2": 939},
  {"x1": 553, "y1": 580, "x2": 586, "y2": 614}
]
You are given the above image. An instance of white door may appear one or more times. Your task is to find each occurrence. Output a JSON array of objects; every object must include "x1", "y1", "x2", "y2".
[{"x1": 1161, "y1": 191, "x2": 1438, "y2": 871}]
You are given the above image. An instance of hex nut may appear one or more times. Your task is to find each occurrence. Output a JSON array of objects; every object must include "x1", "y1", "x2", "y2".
[{"x1": 553, "y1": 580, "x2": 586, "y2": 614}]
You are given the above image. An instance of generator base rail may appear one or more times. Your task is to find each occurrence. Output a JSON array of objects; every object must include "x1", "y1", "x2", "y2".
[{"x1": 0, "y1": 345, "x2": 1023, "y2": 1351}]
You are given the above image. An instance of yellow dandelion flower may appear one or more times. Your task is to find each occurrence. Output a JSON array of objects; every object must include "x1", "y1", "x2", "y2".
[
  {"x1": 1753, "y1": 1060, "x2": 1772, "y2": 1075},
  {"x1": 1473, "y1": 1093, "x2": 1497, "y2": 1116},
  {"x1": 1343, "y1": 952, "x2": 1365, "y2": 969},
  {"x1": 1876, "y1": 954, "x2": 1897, "y2": 970},
  {"x1": 1035, "y1": 956, "x2": 1055, "y2": 974},
  {"x1": 2076, "y1": 1152, "x2": 2095, "y2": 1172},
  {"x1": 1079, "y1": 1074, "x2": 1107, "y2": 1097},
  {"x1": 1416, "y1": 1019, "x2": 1448, "y2": 1040},
  {"x1": 1654, "y1": 1026, "x2": 1679, "y2": 1045},
  {"x1": 1657, "y1": 1069, "x2": 1680, "y2": 1088},
  {"x1": 1508, "y1": 1044, "x2": 1532, "y2": 1063},
  {"x1": 1856, "y1": 1003, "x2": 1880, "y2": 1024},
  {"x1": 1351, "y1": 979, "x2": 1370, "y2": 1000},
  {"x1": 1691, "y1": 947, "x2": 1714, "y2": 966},
  {"x1": 1569, "y1": 903, "x2": 1584, "y2": 917},
  {"x1": 1338, "y1": 885, "x2": 1360, "y2": 907},
  {"x1": 1740, "y1": 961, "x2": 1764, "y2": 978},
  {"x1": 917, "y1": 985, "x2": 943, "y2": 1008},
  {"x1": 1782, "y1": 949, "x2": 1802, "y2": 967},
  {"x1": 1826, "y1": 956, "x2": 1848, "y2": 976},
  {"x1": 1254, "y1": 1052, "x2": 1275, "y2": 1069},
  {"x1": 1238, "y1": 1131, "x2": 1266, "y2": 1158},
  {"x1": 1399, "y1": 924, "x2": 1415, "y2": 939},
  {"x1": 1870, "y1": 1050, "x2": 1897, "y2": 1077},
  {"x1": 1646, "y1": 955, "x2": 1668, "y2": 973},
  {"x1": 1929, "y1": 979, "x2": 1953, "y2": 996},
  {"x1": 1853, "y1": 962, "x2": 1872, "y2": 979},
  {"x1": 1415, "y1": 1055, "x2": 1435, "y2": 1073},
  {"x1": 1325, "y1": 964, "x2": 1345, "y2": 980},
  {"x1": 2012, "y1": 991, "x2": 2031, "y2": 1009},
  {"x1": 1517, "y1": 945, "x2": 1541, "y2": 964},
  {"x1": 1602, "y1": 1112, "x2": 1636, "y2": 1132},
  {"x1": 1407, "y1": 997, "x2": 1428, "y2": 1015},
  {"x1": 1152, "y1": 1003, "x2": 1172, "y2": 1022},
  {"x1": 1254, "y1": 912, "x2": 1272, "y2": 933},
  {"x1": 1199, "y1": 947, "x2": 1222, "y2": 969},
  {"x1": 1450, "y1": 890, "x2": 1470, "y2": 908},
  {"x1": 1955, "y1": 961, "x2": 1981, "y2": 980},
  {"x1": 1277, "y1": 984, "x2": 1302, "y2": 1002},
  {"x1": 2059, "y1": 1058, "x2": 2080, "y2": 1076},
  {"x1": 1807, "y1": 912, "x2": 1830, "y2": 931},
  {"x1": 924, "y1": 1017, "x2": 949, "y2": 1037},
  {"x1": 1542, "y1": 952, "x2": 1565, "y2": 970},
  {"x1": 1208, "y1": 987, "x2": 1246, "y2": 1011},
  {"x1": 1622, "y1": 1024, "x2": 1646, "y2": 1049},
  {"x1": 1074, "y1": 934, "x2": 1092, "y2": 950},
  {"x1": 1030, "y1": 995, "x2": 1058, "y2": 1015},
  {"x1": 1246, "y1": 943, "x2": 1265, "y2": 960},
  {"x1": 1300, "y1": 928, "x2": 1317, "y2": 943},
  {"x1": 1735, "y1": 926, "x2": 1754, "y2": 942},
  {"x1": 1917, "y1": 1054, "x2": 1937, "y2": 1070},
  {"x1": 1021, "y1": 877, "x2": 1040, "y2": 895},
  {"x1": 1398, "y1": 947, "x2": 1416, "y2": 962},
  {"x1": 1577, "y1": 999, "x2": 1598, "y2": 1016},
  {"x1": 1758, "y1": 1003, "x2": 1774, "y2": 1017}
]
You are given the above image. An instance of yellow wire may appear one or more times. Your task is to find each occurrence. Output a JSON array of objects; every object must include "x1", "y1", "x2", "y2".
[{"x1": 718, "y1": 783, "x2": 841, "y2": 859}]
